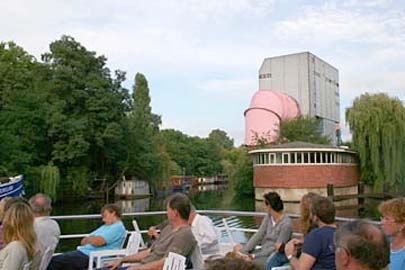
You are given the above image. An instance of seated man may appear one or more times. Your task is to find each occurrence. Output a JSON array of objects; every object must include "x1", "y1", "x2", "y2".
[
  {"x1": 148, "y1": 204, "x2": 219, "y2": 254},
  {"x1": 29, "y1": 193, "x2": 61, "y2": 253},
  {"x1": 285, "y1": 196, "x2": 337, "y2": 270},
  {"x1": 47, "y1": 204, "x2": 126, "y2": 270},
  {"x1": 234, "y1": 192, "x2": 292, "y2": 270},
  {"x1": 104, "y1": 193, "x2": 197, "y2": 270},
  {"x1": 334, "y1": 219, "x2": 389, "y2": 270}
]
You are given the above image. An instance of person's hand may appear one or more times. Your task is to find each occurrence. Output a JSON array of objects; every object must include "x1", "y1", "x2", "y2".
[
  {"x1": 233, "y1": 243, "x2": 243, "y2": 253},
  {"x1": 105, "y1": 258, "x2": 123, "y2": 269},
  {"x1": 147, "y1": 227, "x2": 158, "y2": 238},
  {"x1": 80, "y1": 236, "x2": 90, "y2": 245},
  {"x1": 285, "y1": 238, "x2": 301, "y2": 257}
]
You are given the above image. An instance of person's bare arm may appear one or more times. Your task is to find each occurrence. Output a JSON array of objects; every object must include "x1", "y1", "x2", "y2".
[
  {"x1": 127, "y1": 258, "x2": 165, "y2": 270},
  {"x1": 288, "y1": 253, "x2": 316, "y2": 270},
  {"x1": 80, "y1": 236, "x2": 106, "y2": 246},
  {"x1": 106, "y1": 249, "x2": 151, "y2": 269}
]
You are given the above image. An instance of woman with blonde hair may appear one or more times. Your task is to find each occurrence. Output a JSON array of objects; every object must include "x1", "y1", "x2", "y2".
[
  {"x1": 0, "y1": 201, "x2": 40, "y2": 269},
  {"x1": 379, "y1": 198, "x2": 405, "y2": 270}
]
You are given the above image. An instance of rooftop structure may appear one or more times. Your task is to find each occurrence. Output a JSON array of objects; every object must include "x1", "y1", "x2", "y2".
[{"x1": 259, "y1": 52, "x2": 340, "y2": 144}]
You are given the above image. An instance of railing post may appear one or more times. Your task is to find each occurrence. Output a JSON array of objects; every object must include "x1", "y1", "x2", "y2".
[
  {"x1": 327, "y1": 183, "x2": 334, "y2": 201},
  {"x1": 358, "y1": 181, "x2": 364, "y2": 217}
]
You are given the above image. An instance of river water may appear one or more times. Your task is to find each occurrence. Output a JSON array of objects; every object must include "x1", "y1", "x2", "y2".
[{"x1": 52, "y1": 184, "x2": 258, "y2": 252}]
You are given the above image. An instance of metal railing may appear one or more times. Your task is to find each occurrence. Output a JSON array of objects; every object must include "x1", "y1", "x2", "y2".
[{"x1": 51, "y1": 210, "x2": 373, "y2": 241}]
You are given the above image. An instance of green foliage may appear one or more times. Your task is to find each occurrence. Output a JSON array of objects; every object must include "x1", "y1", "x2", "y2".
[
  {"x1": 208, "y1": 129, "x2": 234, "y2": 149},
  {"x1": 230, "y1": 147, "x2": 254, "y2": 196},
  {"x1": 279, "y1": 116, "x2": 331, "y2": 145},
  {"x1": 39, "y1": 164, "x2": 60, "y2": 201},
  {"x1": 67, "y1": 167, "x2": 89, "y2": 197},
  {"x1": 0, "y1": 36, "x2": 244, "y2": 200},
  {"x1": 346, "y1": 93, "x2": 405, "y2": 192}
]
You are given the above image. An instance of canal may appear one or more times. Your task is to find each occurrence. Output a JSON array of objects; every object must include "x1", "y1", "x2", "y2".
[
  {"x1": 51, "y1": 184, "x2": 381, "y2": 253},
  {"x1": 52, "y1": 184, "x2": 258, "y2": 252}
]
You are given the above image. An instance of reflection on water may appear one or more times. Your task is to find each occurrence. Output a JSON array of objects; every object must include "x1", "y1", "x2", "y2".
[
  {"x1": 53, "y1": 184, "x2": 258, "y2": 252},
  {"x1": 116, "y1": 197, "x2": 150, "y2": 213}
]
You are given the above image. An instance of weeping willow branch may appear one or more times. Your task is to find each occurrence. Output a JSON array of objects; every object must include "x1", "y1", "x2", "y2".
[
  {"x1": 40, "y1": 164, "x2": 60, "y2": 201},
  {"x1": 346, "y1": 93, "x2": 405, "y2": 192}
]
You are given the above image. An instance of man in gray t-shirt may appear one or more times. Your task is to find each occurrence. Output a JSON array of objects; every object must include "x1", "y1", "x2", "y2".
[
  {"x1": 105, "y1": 193, "x2": 197, "y2": 270},
  {"x1": 29, "y1": 193, "x2": 61, "y2": 253}
]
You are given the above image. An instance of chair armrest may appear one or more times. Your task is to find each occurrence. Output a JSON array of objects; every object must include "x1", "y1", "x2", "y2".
[{"x1": 90, "y1": 249, "x2": 127, "y2": 258}]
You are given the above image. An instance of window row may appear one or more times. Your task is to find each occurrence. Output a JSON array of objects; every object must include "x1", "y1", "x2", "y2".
[{"x1": 253, "y1": 152, "x2": 357, "y2": 165}]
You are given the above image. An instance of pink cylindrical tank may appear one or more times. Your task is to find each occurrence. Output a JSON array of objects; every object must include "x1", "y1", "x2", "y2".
[{"x1": 244, "y1": 89, "x2": 301, "y2": 145}]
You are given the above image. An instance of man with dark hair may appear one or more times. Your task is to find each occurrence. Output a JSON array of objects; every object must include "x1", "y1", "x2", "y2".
[
  {"x1": 285, "y1": 196, "x2": 337, "y2": 270},
  {"x1": 105, "y1": 193, "x2": 197, "y2": 270},
  {"x1": 47, "y1": 203, "x2": 126, "y2": 270},
  {"x1": 29, "y1": 193, "x2": 61, "y2": 253},
  {"x1": 334, "y1": 220, "x2": 390, "y2": 270},
  {"x1": 233, "y1": 192, "x2": 292, "y2": 270}
]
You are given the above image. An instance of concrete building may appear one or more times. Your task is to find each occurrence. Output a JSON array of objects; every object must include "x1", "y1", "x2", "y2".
[{"x1": 259, "y1": 52, "x2": 340, "y2": 144}]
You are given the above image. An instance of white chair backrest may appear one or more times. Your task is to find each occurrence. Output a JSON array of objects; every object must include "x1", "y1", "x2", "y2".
[
  {"x1": 222, "y1": 218, "x2": 235, "y2": 245},
  {"x1": 163, "y1": 252, "x2": 186, "y2": 270},
  {"x1": 23, "y1": 262, "x2": 32, "y2": 270},
  {"x1": 125, "y1": 231, "x2": 141, "y2": 255},
  {"x1": 39, "y1": 247, "x2": 54, "y2": 270},
  {"x1": 132, "y1": 219, "x2": 147, "y2": 249}
]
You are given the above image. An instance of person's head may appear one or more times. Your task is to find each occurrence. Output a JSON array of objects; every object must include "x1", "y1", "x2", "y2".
[
  {"x1": 334, "y1": 220, "x2": 389, "y2": 270},
  {"x1": 29, "y1": 193, "x2": 53, "y2": 217},
  {"x1": 101, "y1": 204, "x2": 122, "y2": 225},
  {"x1": 205, "y1": 257, "x2": 255, "y2": 270},
  {"x1": 310, "y1": 196, "x2": 335, "y2": 225},
  {"x1": 166, "y1": 193, "x2": 191, "y2": 222},
  {"x1": 299, "y1": 192, "x2": 321, "y2": 235},
  {"x1": 263, "y1": 192, "x2": 283, "y2": 213},
  {"x1": 3, "y1": 197, "x2": 29, "y2": 213},
  {"x1": 3, "y1": 202, "x2": 36, "y2": 259},
  {"x1": 378, "y1": 198, "x2": 405, "y2": 238},
  {"x1": 0, "y1": 197, "x2": 12, "y2": 222}
]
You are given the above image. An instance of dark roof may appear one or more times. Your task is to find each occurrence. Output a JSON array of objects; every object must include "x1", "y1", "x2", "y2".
[{"x1": 268, "y1": 141, "x2": 341, "y2": 149}]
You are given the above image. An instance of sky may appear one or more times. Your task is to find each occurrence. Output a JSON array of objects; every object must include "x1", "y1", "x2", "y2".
[{"x1": 1, "y1": 0, "x2": 405, "y2": 145}]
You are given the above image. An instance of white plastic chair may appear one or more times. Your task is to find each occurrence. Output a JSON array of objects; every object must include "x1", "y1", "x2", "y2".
[
  {"x1": 23, "y1": 262, "x2": 32, "y2": 270},
  {"x1": 39, "y1": 247, "x2": 54, "y2": 270},
  {"x1": 132, "y1": 219, "x2": 147, "y2": 249},
  {"x1": 221, "y1": 218, "x2": 235, "y2": 245},
  {"x1": 163, "y1": 252, "x2": 186, "y2": 270},
  {"x1": 88, "y1": 231, "x2": 141, "y2": 270},
  {"x1": 272, "y1": 266, "x2": 292, "y2": 270}
]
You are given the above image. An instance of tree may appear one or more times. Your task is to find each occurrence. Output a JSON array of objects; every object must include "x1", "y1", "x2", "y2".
[
  {"x1": 208, "y1": 129, "x2": 234, "y2": 149},
  {"x1": 346, "y1": 93, "x2": 405, "y2": 192},
  {"x1": 125, "y1": 73, "x2": 162, "y2": 182},
  {"x1": 278, "y1": 116, "x2": 330, "y2": 145}
]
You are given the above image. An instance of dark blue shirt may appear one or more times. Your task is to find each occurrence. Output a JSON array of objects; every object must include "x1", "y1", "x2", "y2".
[{"x1": 302, "y1": 226, "x2": 336, "y2": 270}]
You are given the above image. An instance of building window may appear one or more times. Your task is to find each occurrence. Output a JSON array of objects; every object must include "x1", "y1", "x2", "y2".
[
  {"x1": 310, "y1": 152, "x2": 315, "y2": 163},
  {"x1": 291, "y1": 152, "x2": 296, "y2": 164},
  {"x1": 259, "y1": 73, "x2": 271, "y2": 79},
  {"x1": 303, "y1": 152, "x2": 309, "y2": 163},
  {"x1": 282, "y1": 153, "x2": 290, "y2": 164},
  {"x1": 269, "y1": 153, "x2": 274, "y2": 164}
]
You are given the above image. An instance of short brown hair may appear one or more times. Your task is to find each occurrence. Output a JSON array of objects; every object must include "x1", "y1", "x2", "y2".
[
  {"x1": 311, "y1": 196, "x2": 335, "y2": 224},
  {"x1": 378, "y1": 198, "x2": 405, "y2": 223},
  {"x1": 166, "y1": 193, "x2": 191, "y2": 221},
  {"x1": 101, "y1": 204, "x2": 122, "y2": 218},
  {"x1": 205, "y1": 257, "x2": 255, "y2": 270}
]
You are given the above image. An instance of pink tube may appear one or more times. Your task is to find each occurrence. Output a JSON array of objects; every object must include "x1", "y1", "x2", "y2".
[{"x1": 244, "y1": 89, "x2": 301, "y2": 145}]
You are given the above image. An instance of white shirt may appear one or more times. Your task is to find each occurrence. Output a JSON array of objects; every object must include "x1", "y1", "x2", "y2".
[
  {"x1": 34, "y1": 216, "x2": 61, "y2": 252},
  {"x1": 191, "y1": 214, "x2": 220, "y2": 254}
]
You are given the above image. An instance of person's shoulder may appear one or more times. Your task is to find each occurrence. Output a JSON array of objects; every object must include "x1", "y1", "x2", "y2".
[{"x1": 4, "y1": 241, "x2": 26, "y2": 252}]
